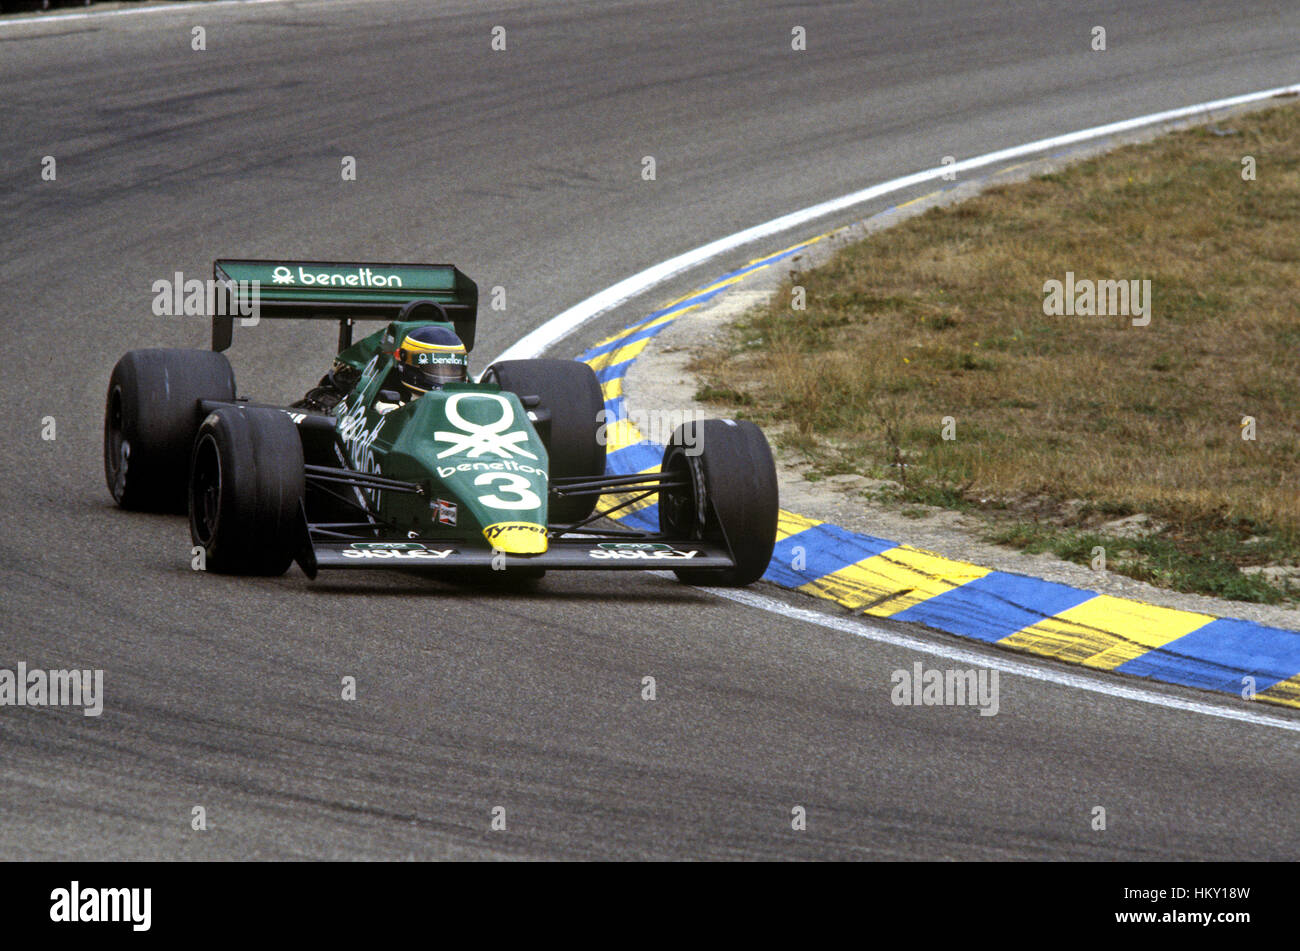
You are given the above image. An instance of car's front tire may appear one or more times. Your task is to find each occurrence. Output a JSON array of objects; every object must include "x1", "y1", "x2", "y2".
[
  {"x1": 188, "y1": 406, "x2": 305, "y2": 576},
  {"x1": 659, "y1": 419, "x2": 779, "y2": 587}
]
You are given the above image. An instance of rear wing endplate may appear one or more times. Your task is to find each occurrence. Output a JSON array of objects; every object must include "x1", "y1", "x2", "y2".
[{"x1": 211, "y1": 259, "x2": 479, "y2": 353}]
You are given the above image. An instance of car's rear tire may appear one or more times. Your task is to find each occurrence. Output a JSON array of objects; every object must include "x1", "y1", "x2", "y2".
[
  {"x1": 484, "y1": 358, "x2": 605, "y2": 524},
  {"x1": 104, "y1": 348, "x2": 236, "y2": 512},
  {"x1": 188, "y1": 406, "x2": 305, "y2": 576},
  {"x1": 658, "y1": 419, "x2": 778, "y2": 587}
]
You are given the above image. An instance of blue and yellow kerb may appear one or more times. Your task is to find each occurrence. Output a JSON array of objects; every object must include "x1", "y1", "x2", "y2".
[{"x1": 576, "y1": 238, "x2": 1300, "y2": 711}]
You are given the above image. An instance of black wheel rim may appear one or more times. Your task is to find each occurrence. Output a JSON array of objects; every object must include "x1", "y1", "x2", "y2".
[
  {"x1": 190, "y1": 434, "x2": 222, "y2": 546},
  {"x1": 104, "y1": 387, "x2": 128, "y2": 499},
  {"x1": 660, "y1": 448, "x2": 704, "y2": 540}
]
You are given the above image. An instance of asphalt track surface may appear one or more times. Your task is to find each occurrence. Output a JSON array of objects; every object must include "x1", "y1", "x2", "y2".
[{"x1": 1, "y1": 0, "x2": 1297, "y2": 860}]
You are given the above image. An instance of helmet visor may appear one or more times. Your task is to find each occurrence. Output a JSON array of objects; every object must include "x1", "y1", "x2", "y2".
[{"x1": 407, "y1": 351, "x2": 467, "y2": 390}]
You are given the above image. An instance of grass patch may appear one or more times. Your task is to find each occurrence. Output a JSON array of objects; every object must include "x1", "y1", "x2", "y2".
[
  {"x1": 987, "y1": 522, "x2": 1296, "y2": 604},
  {"x1": 692, "y1": 102, "x2": 1300, "y2": 602}
]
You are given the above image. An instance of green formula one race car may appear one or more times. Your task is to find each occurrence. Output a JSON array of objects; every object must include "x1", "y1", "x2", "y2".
[{"x1": 104, "y1": 260, "x2": 778, "y2": 586}]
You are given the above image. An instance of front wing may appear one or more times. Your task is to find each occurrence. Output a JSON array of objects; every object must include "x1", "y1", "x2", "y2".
[
  {"x1": 309, "y1": 537, "x2": 736, "y2": 570},
  {"x1": 293, "y1": 464, "x2": 738, "y2": 577}
]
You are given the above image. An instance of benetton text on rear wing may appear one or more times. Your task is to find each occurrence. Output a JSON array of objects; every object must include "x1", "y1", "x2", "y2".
[{"x1": 210, "y1": 259, "x2": 479, "y2": 353}]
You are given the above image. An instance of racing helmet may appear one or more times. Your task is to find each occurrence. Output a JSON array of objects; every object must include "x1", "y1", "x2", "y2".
[{"x1": 396, "y1": 325, "x2": 468, "y2": 396}]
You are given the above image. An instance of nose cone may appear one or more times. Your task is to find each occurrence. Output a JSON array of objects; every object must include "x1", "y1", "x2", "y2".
[{"x1": 482, "y1": 522, "x2": 548, "y2": 555}]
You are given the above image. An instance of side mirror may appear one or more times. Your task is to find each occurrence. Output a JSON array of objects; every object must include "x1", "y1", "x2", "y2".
[{"x1": 378, "y1": 389, "x2": 402, "y2": 403}]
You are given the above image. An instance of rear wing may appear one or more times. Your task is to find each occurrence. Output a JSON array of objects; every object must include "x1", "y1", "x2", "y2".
[{"x1": 211, "y1": 259, "x2": 479, "y2": 353}]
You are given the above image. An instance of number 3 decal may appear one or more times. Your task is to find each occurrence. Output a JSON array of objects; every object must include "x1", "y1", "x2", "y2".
[{"x1": 474, "y1": 472, "x2": 541, "y2": 510}]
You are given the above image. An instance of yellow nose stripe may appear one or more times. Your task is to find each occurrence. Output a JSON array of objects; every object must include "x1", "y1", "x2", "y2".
[{"x1": 482, "y1": 522, "x2": 548, "y2": 555}]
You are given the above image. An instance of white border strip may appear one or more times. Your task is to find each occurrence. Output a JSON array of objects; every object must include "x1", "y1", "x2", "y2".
[
  {"x1": 488, "y1": 82, "x2": 1299, "y2": 366},
  {"x1": 0, "y1": 0, "x2": 321, "y2": 28},
  {"x1": 710, "y1": 586, "x2": 1300, "y2": 733}
]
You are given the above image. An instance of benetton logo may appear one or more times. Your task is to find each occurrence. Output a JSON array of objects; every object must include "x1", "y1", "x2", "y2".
[{"x1": 270, "y1": 265, "x2": 403, "y2": 288}]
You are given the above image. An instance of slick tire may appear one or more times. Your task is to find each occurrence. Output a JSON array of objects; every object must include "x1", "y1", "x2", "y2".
[
  {"x1": 484, "y1": 358, "x2": 605, "y2": 524},
  {"x1": 188, "y1": 406, "x2": 305, "y2": 576},
  {"x1": 658, "y1": 419, "x2": 778, "y2": 587},
  {"x1": 104, "y1": 349, "x2": 236, "y2": 512}
]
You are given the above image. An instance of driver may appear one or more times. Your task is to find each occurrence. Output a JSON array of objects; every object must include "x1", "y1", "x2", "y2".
[
  {"x1": 294, "y1": 322, "x2": 469, "y2": 415},
  {"x1": 394, "y1": 324, "x2": 469, "y2": 398}
]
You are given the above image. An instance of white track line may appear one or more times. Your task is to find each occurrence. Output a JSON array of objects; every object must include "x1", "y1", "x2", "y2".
[
  {"x1": 488, "y1": 82, "x2": 1300, "y2": 367},
  {"x1": 708, "y1": 586, "x2": 1300, "y2": 734},
  {"x1": 0, "y1": 0, "x2": 333, "y2": 27}
]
